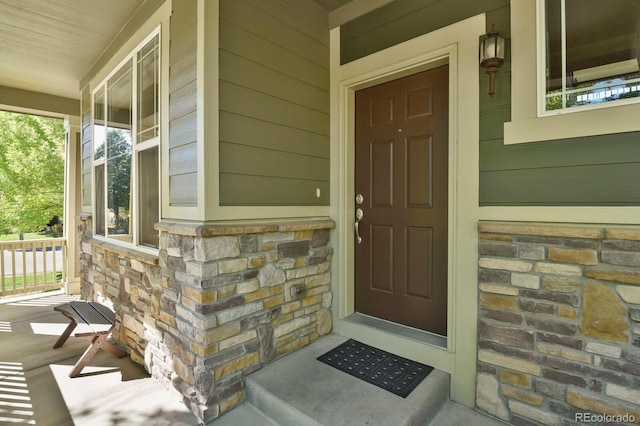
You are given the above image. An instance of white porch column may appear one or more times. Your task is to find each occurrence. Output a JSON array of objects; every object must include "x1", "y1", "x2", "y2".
[{"x1": 64, "y1": 115, "x2": 81, "y2": 294}]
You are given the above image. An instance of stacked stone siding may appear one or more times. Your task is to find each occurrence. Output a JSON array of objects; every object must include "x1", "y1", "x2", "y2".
[
  {"x1": 476, "y1": 222, "x2": 640, "y2": 425},
  {"x1": 78, "y1": 215, "x2": 334, "y2": 424}
]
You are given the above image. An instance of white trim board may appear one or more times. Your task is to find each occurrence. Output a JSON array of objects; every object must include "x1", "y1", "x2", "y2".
[{"x1": 329, "y1": 14, "x2": 485, "y2": 408}]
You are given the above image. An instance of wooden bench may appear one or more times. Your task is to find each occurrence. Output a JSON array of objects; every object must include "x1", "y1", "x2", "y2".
[{"x1": 53, "y1": 301, "x2": 127, "y2": 377}]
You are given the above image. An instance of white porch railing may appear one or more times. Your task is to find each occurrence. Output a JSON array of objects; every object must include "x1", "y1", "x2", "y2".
[{"x1": 0, "y1": 238, "x2": 67, "y2": 297}]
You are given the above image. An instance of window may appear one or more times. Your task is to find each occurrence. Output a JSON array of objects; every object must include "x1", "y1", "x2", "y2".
[
  {"x1": 93, "y1": 32, "x2": 160, "y2": 250},
  {"x1": 541, "y1": 0, "x2": 640, "y2": 113}
]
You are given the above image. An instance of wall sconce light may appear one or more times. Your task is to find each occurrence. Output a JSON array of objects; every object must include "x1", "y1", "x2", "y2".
[{"x1": 479, "y1": 25, "x2": 505, "y2": 97}]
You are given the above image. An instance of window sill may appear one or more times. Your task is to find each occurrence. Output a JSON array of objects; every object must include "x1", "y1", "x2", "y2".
[
  {"x1": 504, "y1": 102, "x2": 640, "y2": 144},
  {"x1": 86, "y1": 238, "x2": 159, "y2": 266}
]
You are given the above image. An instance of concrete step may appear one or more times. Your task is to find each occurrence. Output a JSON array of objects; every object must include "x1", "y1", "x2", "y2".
[{"x1": 243, "y1": 334, "x2": 450, "y2": 426}]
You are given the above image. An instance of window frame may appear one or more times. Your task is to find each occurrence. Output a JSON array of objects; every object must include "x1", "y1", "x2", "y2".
[
  {"x1": 91, "y1": 28, "x2": 161, "y2": 254},
  {"x1": 504, "y1": 0, "x2": 640, "y2": 145},
  {"x1": 536, "y1": 0, "x2": 640, "y2": 117}
]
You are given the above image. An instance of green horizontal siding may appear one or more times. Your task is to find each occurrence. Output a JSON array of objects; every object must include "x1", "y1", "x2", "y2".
[
  {"x1": 168, "y1": 0, "x2": 198, "y2": 207},
  {"x1": 340, "y1": 0, "x2": 509, "y2": 64},
  {"x1": 480, "y1": 132, "x2": 640, "y2": 205},
  {"x1": 219, "y1": 0, "x2": 330, "y2": 207},
  {"x1": 476, "y1": 5, "x2": 640, "y2": 206},
  {"x1": 220, "y1": 174, "x2": 329, "y2": 206}
]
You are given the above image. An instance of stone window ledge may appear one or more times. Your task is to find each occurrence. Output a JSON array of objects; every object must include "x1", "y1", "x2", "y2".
[
  {"x1": 157, "y1": 218, "x2": 336, "y2": 237},
  {"x1": 479, "y1": 221, "x2": 640, "y2": 241},
  {"x1": 86, "y1": 238, "x2": 159, "y2": 266},
  {"x1": 77, "y1": 213, "x2": 158, "y2": 265}
]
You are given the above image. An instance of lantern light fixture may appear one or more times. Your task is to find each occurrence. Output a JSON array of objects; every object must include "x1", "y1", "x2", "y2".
[{"x1": 479, "y1": 25, "x2": 506, "y2": 97}]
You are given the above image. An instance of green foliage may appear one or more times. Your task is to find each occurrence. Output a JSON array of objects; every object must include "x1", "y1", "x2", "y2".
[{"x1": 0, "y1": 112, "x2": 65, "y2": 234}]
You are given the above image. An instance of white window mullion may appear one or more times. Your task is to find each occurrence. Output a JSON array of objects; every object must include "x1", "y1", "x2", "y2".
[{"x1": 560, "y1": 0, "x2": 567, "y2": 110}]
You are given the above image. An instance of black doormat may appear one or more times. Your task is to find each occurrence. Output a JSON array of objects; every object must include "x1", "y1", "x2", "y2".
[{"x1": 317, "y1": 339, "x2": 433, "y2": 398}]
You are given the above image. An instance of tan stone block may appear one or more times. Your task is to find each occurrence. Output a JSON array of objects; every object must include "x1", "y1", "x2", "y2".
[
  {"x1": 270, "y1": 284, "x2": 284, "y2": 295},
  {"x1": 306, "y1": 273, "x2": 331, "y2": 288},
  {"x1": 581, "y1": 281, "x2": 629, "y2": 343},
  {"x1": 218, "y1": 284, "x2": 236, "y2": 299},
  {"x1": 537, "y1": 343, "x2": 591, "y2": 363},
  {"x1": 479, "y1": 294, "x2": 519, "y2": 311},
  {"x1": 274, "y1": 317, "x2": 311, "y2": 338},
  {"x1": 244, "y1": 288, "x2": 271, "y2": 302},
  {"x1": 264, "y1": 295, "x2": 285, "y2": 309},
  {"x1": 617, "y1": 285, "x2": 640, "y2": 304},
  {"x1": 271, "y1": 313, "x2": 294, "y2": 326},
  {"x1": 479, "y1": 258, "x2": 532, "y2": 272},
  {"x1": 508, "y1": 400, "x2": 560, "y2": 425},
  {"x1": 219, "y1": 258, "x2": 248, "y2": 274},
  {"x1": 499, "y1": 371, "x2": 531, "y2": 388},
  {"x1": 548, "y1": 248, "x2": 598, "y2": 265},
  {"x1": 478, "y1": 222, "x2": 604, "y2": 239},
  {"x1": 294, "y1": 257, "x2": 308, "y2": 267},
  {"x1": 535, "y1": 262, "x2": 582, "y2": 276},
  {"x1": 585, "y1": 341, "x2": 622, "y2": 358},
  {"x1": 202, "y1": 321, "x2": 241, "y2": 345},
  {"x1": 501, "y1": 385, "x2": 543, "y2": 406},
  {"x1": 281, "y1": 301, "x2": 301, "y2": 314},
  {"x1": 295, "y1": 230, "x2": 313, "y2": 241},
  {"x1": 301, "y1": 295, "x2": 323, "y2": 307},
  {"x1": 275, "y1": 333, "x2": 297, "y2": 348},
  {"x1": 478, "y1": 350, "x2": 541, "y2": 376},
  {"x1": 248, "y1": 255, "x2": 266, "y2": 268},
  {"x1": 306, "y1": 284, "x2": 330, "y2": 297},
  {"x1": 606, "y1": 228, "x2": 640, "y2": 241},
  {"x1": 182, "y1": 285, "x2": 218, "y2": 304},
  {"x1": 260, "y1": 243, "x2": 276, "y2": 252},
  {"x1": 190, "y1": 342, "x2": 218, "y2": 358},
  {"x1": 479, "y1": 284, "x2": 519, "y2": 296},
  {"x1": 480, "y1": 234, "x2": 513, "y2": 242},
  {"x1": 219, "y1": 390, "x2": 245, "y2": 414},
  {"x1": 219, "y1": 330, "x2": 257, "y2": 351},
  {"x1": 511, "y1": 273, "x2": 540, "y2": 289},
  {"x1": 317, "y1": 308, "x2": 332, "y2": 335},
  {"x1": 567, "y1": 388, "x2": 640, "y2": 421},
  {"x1": 476, "y1": 373, "x2": 509, "y2": 420},
  {"x1": 586, "y1": 269, "x2": 640, "y2": 285},
  {"x1": 557, "y1": 305, "x2": 578, "y2": 320},
  {"x1": 606, "y1": 383, "x2": 640, "y2": 405},
  {"x1": 159, "y1": 311, "x2": 176, "y2": 327},
  {"x1": 276, "y1": 336, "x2": 309, "y2": 357},
  {"x1": 173, "y1": 355, "x2": 195, "y2": 385},
  {"x1": 286, "y1": 265, "x2": 319, "y2": 280},
  {"x1": 215, "y1": 352, "x2": 260, "y2": 381},
  {"x1": 237, "y1": 279, "x2": 259, "y2": 294},
  {"x1": 542, "y1": 276, "x2": 582, "y2": 293}
]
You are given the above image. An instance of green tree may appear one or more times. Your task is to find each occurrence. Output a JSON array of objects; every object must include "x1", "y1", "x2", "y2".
[{"x1": 0, "y1": 112, "x2": 65, "y2": 235}]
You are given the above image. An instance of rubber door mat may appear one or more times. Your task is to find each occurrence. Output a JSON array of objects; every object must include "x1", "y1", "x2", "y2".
[{"x1": 317, "y1": 339, "x2": 433, "y2": 398}]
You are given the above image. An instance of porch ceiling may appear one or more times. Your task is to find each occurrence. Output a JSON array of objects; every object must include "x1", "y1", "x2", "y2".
[{"x1": 0, "y1": 0, "x2": 355, "y2": 102}]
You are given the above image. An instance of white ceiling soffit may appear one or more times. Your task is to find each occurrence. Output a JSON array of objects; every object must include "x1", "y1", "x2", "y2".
[
  {"x1": 0, "y1": 0, "x2": 144, "y2": 100},
  {"x1": 0, "y1": 0, "x2": 388, "y2": 100}
]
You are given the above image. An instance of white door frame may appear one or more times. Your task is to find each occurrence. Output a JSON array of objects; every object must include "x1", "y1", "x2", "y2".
[{"x1": 329, "y1": 14, "x2": 484, "y2": 406}]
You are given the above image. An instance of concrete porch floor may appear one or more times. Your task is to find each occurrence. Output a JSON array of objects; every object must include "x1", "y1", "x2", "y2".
[
  {"x1": 1, "y1": 292, "x2": 505, "y2": 425},
  {"x1": 0, "y1": 291, "x2": 199, "y2": 426}
]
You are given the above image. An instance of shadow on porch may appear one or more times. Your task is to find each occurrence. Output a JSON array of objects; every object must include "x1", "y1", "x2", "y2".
[{"x1": 0, "y1": 291, "x2": 198, "y2": 426}]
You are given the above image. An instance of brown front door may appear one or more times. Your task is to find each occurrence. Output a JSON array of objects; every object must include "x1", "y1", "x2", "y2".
[{"x1": 354, "y1": 66, "x2": 448, "y2": 335}]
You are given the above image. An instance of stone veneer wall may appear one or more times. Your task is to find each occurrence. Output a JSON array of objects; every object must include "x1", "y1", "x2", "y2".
[
  {"x1": 476, "y1": 221, "x2": 640, "y2": 426},
  {"x1": 78, "y1": 215, "x2": 334, "y2": 423}
]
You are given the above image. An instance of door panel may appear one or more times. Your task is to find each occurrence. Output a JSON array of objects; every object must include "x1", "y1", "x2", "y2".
[{"x1": 354, "y1": 65, "x2": 448, "y2": 335}]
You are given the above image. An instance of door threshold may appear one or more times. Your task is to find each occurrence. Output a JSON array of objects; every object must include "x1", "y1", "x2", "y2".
[{"x1": 346, "y1": 313, "x2": 447, "y2": 349}]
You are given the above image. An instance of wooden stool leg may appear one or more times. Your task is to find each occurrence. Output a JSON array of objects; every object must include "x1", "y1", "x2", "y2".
[
  {"x1": 53, "y1": 319, "x2": 77, "y2": 349},
  {"x1": 69, "y1": 335, "x2": 102, "y2": 378},
  {"x1": 98, "y1": 336, "x2": 127, "y2": 358}
]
